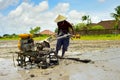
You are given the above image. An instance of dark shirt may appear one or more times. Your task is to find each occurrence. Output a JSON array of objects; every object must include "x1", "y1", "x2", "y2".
[{"x1": 57, "y1": 20, "x2": 74, "y2": 35}]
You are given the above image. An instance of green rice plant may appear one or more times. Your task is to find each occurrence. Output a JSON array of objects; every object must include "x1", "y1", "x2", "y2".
[
  {"x1": 33, "y1": 34, "x2": 50, "y2": 41},
  {"x1": 80, "y1": 34, "x2": 120, "y2": 40}
]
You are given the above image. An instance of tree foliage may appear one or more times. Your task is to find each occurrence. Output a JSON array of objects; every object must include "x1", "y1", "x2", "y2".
[
  {"x1": 111, "y1": 5, "x2": 120, "y2": 20},
  {"x1": 111, "y1": 5, "x2": 120, "y2": 29},
  {"x1": 73, "y1": 23, "x2": 87, "y2": 32},
  {"x1": 29, "y1": 26, "x2": 41, "y2": 34},
  {"x1": 82, "y1": 15, "x2": 91, "y2": 25},
  {"x1": 88, "y1": 25, "x2": 104, "y2": 30},
  {"x1": 2, "y1": 33, "x2": 18, "y2": 38},
  {"x1": 55, "y1": 28, "x2": 58, "y2": 33}
]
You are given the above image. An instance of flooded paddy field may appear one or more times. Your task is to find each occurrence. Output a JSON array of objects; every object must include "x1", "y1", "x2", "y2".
[{"x1": 0, "y1": 40, "x2": 120, "y2": 80}]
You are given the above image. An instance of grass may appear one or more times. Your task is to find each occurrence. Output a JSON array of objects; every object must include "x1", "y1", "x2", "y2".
[
  {"x1": 0, "y1": 34, "x2": 120, "y2": 40},
  {"x1": 0, "y1": 35, "x2": 49, "y2": 41},
  {"x1": 0, "y1": 37, "x2": 19, "y2": 40},
  {"x1": 33, "y1": 36, "x2": 49, "y2": 41},
  {"x1": 79, "y1": 34, "x2": 120, "y2": 40}
]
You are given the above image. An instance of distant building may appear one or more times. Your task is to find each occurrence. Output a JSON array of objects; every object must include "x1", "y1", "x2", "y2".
[
  {"x1": 40, "y1": 30, "x2": 55, "y2": 35},
  {"x1": 92, "y1": 20, "x2": 120, "y2": 29},
  {"x1": 98, "y1": 20, "x2": 117, "y2": 29}
]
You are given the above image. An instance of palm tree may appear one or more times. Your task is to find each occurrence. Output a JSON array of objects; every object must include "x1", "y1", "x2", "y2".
[
  {"x1": 82, "y1": 15, "x2": 91, "y2": 26},
  {"x1": 111, "y1": 5, "x2": 120, "y2": 30},
  {"x1": 82, "y1": 15, "x2": 88, "y2": 22},
  {"x1": 81, "y1": 15, "x2": 91, "y2": 30}
]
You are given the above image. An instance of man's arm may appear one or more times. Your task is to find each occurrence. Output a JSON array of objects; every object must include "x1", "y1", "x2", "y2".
[
  {"x1": 57, "y1": 24, "x2": 60, "y2": 35},
  {"x1": 66, "y1": 21, "x2": 74, "y2": 35}
]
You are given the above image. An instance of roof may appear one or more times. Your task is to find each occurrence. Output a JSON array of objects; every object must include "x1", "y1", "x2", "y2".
[
  {"x1": 97, "y1": 20, "x2": 120, "y2": 29},
  {"x1": 89, "y1": 20, "x2": 120, "y2": 29},
  {"x1": 40, "y1": 30, "x2": 55, "y2": 35}
]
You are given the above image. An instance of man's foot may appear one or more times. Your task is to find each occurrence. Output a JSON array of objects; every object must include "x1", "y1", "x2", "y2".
[
  {"x1": 59, "y1": 55, "x2": 64, "y2": 59},
  {"x1": 56, "y1": 55, "x2": 64, "y2": 59}
]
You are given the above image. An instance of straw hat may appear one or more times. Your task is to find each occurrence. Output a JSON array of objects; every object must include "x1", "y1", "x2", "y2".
[{"x1": 54, "y1": 15, "x2": 67, "y2": 23}]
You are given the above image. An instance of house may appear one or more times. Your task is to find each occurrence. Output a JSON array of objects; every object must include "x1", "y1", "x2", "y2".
[
  {"x1": 40, "y1": 30, "x2": 55, "y2": 35},
  {"x1": 97, "y1": 20, "x2": 120, "y2": 29}
]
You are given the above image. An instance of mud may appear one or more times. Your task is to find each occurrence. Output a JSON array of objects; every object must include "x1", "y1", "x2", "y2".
[{"x1": 0, "y1": 40, "x2": 120, "y2": 80}]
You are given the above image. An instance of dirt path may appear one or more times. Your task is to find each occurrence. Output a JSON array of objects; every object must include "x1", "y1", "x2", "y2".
[{"x1": 0, "y1": 40, "x2": 120, "y2": 80}]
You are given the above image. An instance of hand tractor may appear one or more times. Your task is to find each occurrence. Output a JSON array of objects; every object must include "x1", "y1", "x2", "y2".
[{"x1": 16, "y1": 34, "x2": 59, "y2": 69}]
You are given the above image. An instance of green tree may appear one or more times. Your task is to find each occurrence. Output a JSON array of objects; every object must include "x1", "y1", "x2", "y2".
[
  {"x1": 82, "y1": 15, "x2": 91, "y2": 26},
  {"x1": 74, "y1": 23, "x2": 86, "y2": 32},
  {"x1": 88, "y1": 25, "x2": 104, "y2": 30},
  {"x1": 55, "y1": 28, "x2": 58, "y2": 33},
  {"x1": 3, "y1": 34, "x2": 10, "y2": 37},
  {"x1": 29, "y1": 26, "x2": 41, "y2": 34},
  {"x1": 111, "y1": 5, "x2": 120, "y2": 29},
  {"x1": 82, "y1": 15, "x2": 88, "y2": 21}
]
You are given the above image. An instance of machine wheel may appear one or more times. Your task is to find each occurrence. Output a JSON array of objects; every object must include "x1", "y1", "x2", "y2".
[
  {"x1": 49, "y1": 51, "x2": 59, "y2": 65},
  {"x1": 41, "y1": 62, "x2": 49, "y2": 69}
]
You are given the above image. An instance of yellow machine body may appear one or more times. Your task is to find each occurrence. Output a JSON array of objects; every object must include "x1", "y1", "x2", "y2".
[{"x1": 17, "y1": 34, "x2": 33, "y2": 50}]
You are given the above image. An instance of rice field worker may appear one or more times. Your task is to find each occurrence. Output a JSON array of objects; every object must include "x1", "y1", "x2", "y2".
[{"x1": 54, "y1": 14, "x2": 74, "y2": 57}]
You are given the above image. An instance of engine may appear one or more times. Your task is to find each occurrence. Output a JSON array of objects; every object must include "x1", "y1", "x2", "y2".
[{"x1": 18, "y1": 34, "x2": 34, "y2": 52}]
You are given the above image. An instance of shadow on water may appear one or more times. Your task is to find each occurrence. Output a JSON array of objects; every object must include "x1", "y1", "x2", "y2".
[{"x1": 59, "y1": 57, "x2": 92, "y2": 63}]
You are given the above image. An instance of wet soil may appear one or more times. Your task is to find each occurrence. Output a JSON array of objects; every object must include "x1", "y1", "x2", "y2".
[{"x1": 0, "y1": 40, "x2": 120, "y2": 80}]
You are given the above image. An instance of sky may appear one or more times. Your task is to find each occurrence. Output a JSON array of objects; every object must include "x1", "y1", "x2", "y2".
[{"x1": 0, "y1": 0, "x2": 120, "y2": 36}]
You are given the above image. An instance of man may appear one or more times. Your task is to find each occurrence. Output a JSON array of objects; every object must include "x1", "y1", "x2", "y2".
[{"x1": 54, "y1": 14, "x2": 74, "y2": 57}]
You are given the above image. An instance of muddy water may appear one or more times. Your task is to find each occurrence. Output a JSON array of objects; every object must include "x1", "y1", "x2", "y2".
[
  {"x1": 0, "y1": 58, "x2": 23, "y2": 80},
  {"x1": 69, "y1": 47, "x2": 120, "y2": 80},
  {"x1": 0, "y1": 40, "x2": 120, "y2": 80}
]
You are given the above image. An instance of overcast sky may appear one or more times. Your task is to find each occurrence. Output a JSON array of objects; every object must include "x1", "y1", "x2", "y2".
[{"x1": 0, "y1": 0, "x2": 120, "y2": 36}]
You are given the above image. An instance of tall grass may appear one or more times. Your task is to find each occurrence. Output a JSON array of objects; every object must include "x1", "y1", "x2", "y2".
[
  {"x1": 0, "y1": 36, "x2": 19, "y2": 40},
  {"x1": 33, "y1": 36, "x2": 49, "y2": 41},
  {"x1": 0, "y1": 34, "x2": 50, "y2": 41},
  {"x1": 0, "y1": 34, "x2": 120, "y2": 40},
  {"x1": 80, "y1": 34, "x2": 120, "y2": 40}
]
